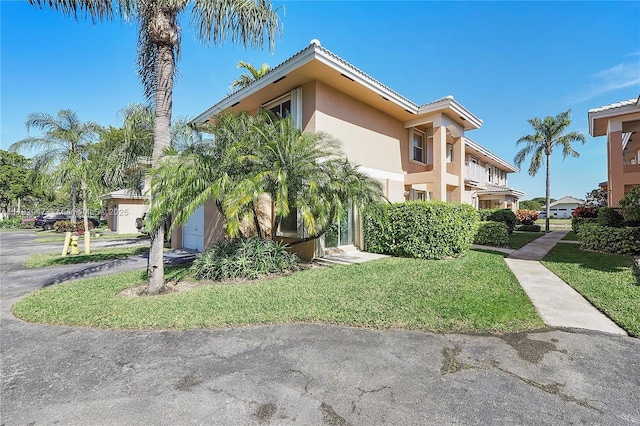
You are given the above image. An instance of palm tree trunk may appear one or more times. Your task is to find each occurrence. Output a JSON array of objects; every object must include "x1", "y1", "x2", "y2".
[
  {"x1": 147, "y1": 41, "x2": 175, "y2": 295},
  {"x1": 545, "y1": 154, "x2": 551, "y2": 232},
  {"x1": 82, "y1": 180, "x2": 90, "y2": 254},
  {"x1": 70, "y1": 181, "x2": 77, "y2": 223}
]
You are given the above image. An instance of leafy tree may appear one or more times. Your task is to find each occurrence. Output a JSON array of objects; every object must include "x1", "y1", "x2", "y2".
[
  {"x1": 230, "y1": 60, "x2": 271, "y2": 91},
  {"x1": 519, "y1": 199, "x2": 542, "y2": 211},
  {"x1": 618, "y1": 185, "x2": 640, "y2": 223},
  {"x1": 28, "y1": 0, "x2": 281, "y2": 294},
  {"x1": 585, "y1": 187, "x2": 608, "y2": 208},
  {"x1": 514, "y1": 110, "x2": 586, "y2": 231},
  {"x1": 148, "y1": 112, "x2": 385, "y2": 248},
  {"x1": 531, "y1": 196, "x2": 555, "y2": 205},
  {"x1": 0, "y1": 150, "x2": 32, "y2": 213},
  {"x1": 9, "y1": 109, "x2": 102, "y2": 223}
]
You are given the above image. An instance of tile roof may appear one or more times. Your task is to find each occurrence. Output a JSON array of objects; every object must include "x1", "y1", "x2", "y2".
[{"x1": 588, "y1": 97, "x2": 639, "y2": 114}]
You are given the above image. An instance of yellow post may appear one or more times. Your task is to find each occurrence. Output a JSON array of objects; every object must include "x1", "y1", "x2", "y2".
[
  {"x1": 70, "y1": 235, "x2": 79, "y2": 255},
  {"x1": 84, "y1": 232, "x2": 91, "y2": 254},
  {"x1": 61, "y1": 232, "x2": 72, "y2": 256}
]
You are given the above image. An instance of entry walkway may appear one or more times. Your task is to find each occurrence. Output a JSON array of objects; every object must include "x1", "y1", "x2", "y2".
[{"x1": 503, "y1": 231, "x2": 626, "y2": 335}]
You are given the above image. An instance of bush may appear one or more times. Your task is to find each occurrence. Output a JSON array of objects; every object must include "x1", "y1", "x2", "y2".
[
  {"x1": 483, "y1": 209, "x2": 517, "y2": 234},
  {"x1": 363, "y1": 201, "x2": 479, "y2": 259},
  {"x1": 191, "y1": 237, "x2": 300, "y2": 281},
  {"x1": 474, "y1": 221, "x2": 509, "y2": 247},
  {"x1": 597, "y1": 207, "x2": 624, "y2": 228},
  {"x1": 53, "y1": 220, "x2": 94, "y2": 233},
  {"x1": 516, "y1": 224, "x2": 542, "y2": 232},
  {"x1": 577, "y1": 223, "x2": 640, "y2": 255},
  {"x1": 21, "y1": 218, "x2": 35, "y2": 229},
  {"x1": 572, "y1": 205, "x2": 598, "y2": 218},
  {"x1": 0, "y1": 217, "x2": 24, "y2": 229},
  {"x1": 619, "y1": 185, "x2": 640, "y2": 222},
  {"x1": 571, "y1": 217, "x2": 597, "y2": 234},
  {"x1": 516, "y1": 209, "x2": 538, "y2": 225}
]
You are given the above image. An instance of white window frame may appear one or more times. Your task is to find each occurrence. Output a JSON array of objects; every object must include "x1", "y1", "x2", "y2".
[
  {"x1": 261, "y1": 87, "x2": 302, "y2": 129},
  {"x1": 446, "y1": 143, "x2": 454, "y2": 163},
  {"x1": 410, "y1": 128, "x2": 426, "y2": 164}
]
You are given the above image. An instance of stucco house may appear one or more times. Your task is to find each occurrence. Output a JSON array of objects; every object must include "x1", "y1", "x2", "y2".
[
  {"x1": 176, "y1": 40, "x2": 523, "y2": 257},
  {"x1": 542, "y1": 196, "x2": 584, "y2": 219},
  {"x1": 101, "y1": 190, "x2": 149, "y2": 234},
  {"x1": 588, "y1": 95, "x2": 640, "y2": 206}
]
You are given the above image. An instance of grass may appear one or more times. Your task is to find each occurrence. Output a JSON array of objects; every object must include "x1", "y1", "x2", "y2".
[
  {"x1": 33, "y1": 231, "x2": 148, "y2": 243},
  {"x1": 562, "y1": 231, "x2": 579, "y2": 241},
  {"x1": 25, "y1": 245, "x2": 150, "y2": 268},
  {"x1": 508, "y1": 231, "x2": 544, "y2": 249},
  {"x1": 535, "y1": 218, "x2": 572, "y2": 229},
  {"x1": 13, "y1": 250, "x2": 544, "y2": 333},
  {"x1": 542, "y1": 243, "x2": 640, "y2": 336}
]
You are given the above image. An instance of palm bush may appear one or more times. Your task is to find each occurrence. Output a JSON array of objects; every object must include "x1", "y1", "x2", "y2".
[{"x1": 191, "y1": 237, "x2": 300, "y2": 281}]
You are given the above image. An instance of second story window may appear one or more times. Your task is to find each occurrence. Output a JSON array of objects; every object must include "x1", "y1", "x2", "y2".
[
  {"x1": 447, "y1": 144, "x2": 454, "y2": 163},
  {"x1": 261, "y1": 88, "x2": 302, "y2": 128},
  {"x1": 411, "y1": 129, "x2": 425, "y2": 163}
]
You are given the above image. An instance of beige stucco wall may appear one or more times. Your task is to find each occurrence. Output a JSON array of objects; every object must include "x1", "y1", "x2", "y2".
[{"x1": 105, "y1": 199, "x2": 147, "y2": 234}]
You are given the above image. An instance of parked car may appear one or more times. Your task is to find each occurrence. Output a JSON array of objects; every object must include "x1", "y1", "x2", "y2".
[{"x1": 36, "y1": 214, "x2": 100, "y2": 231}]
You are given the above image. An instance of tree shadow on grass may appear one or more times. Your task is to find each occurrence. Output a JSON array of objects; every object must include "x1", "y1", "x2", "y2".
[{"x1": 543, "y1": 243, "x2": 640, "y2": 286}]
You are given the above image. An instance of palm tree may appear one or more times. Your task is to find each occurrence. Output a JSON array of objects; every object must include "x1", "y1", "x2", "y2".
[
  {"x1": 514, "y1": 110, "x2": 586, "y2": 232},
  {"x1": 147, "y1": 113, "x2": 385, "y2": 248},
  {"x1": 27, "y1": 0, "x2": 281, "y2": 294},
  {"x1": 10, "y1": 109, "x2": 101, "y2": 225},
  {"x1": 230, "y1": 61, "x2": 271, "y2": 91}
]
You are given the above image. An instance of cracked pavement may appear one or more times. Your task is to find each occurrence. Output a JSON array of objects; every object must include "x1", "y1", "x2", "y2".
[{"x1": 1, "y1": 231, "x2": 640, "y2": 425}]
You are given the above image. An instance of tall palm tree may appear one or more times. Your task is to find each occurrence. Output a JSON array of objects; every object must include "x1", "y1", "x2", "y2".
[
  {"x1": 27, "y1": 0, "x2": 281, "y2": 294},
  {"x1": 514, "y1": 110, "x2": 586, "y2": 232},
  {"x1": 10, "y1": 109, "x2": 101, "y2": 224},
  {"x1": 230, "y1": 61, "x2": 271, "y2": 91}
]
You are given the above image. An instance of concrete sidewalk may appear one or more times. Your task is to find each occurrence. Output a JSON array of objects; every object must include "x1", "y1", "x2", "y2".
[{"x1": 504, "y1": 231, "x2": 626, "y2": 335}]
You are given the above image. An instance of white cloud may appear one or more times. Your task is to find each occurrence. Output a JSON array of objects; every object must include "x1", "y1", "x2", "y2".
[{"x1": 567, "y1": 58, "x2": 640, "y2": 103}]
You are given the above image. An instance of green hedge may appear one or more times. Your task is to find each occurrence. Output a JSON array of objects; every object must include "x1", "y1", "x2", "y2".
[
  {"x1": 474, "y1": 221, "x2": 509, "y2": 247},
  {"x1": 571, "y1": 217, "x2": 598, "y2": 234},
  {"x1": 516, "y1": 224, "x2": 542, "y2": 232},
  {"x1": 478, "y1": 208, "x2": 517, "y2": 234},
  {"x1": 597, "y1": 207, "x2": 624, "y2": 228},
  {"x1": 0, "y1": 217, "x2": 24, "y2": 229},
  {"x1": 363, "y1": 201, "x2": 479, "y2": 259},
  {"x1": 578, "y1": 223, "x2": 640, "y2": 255}
]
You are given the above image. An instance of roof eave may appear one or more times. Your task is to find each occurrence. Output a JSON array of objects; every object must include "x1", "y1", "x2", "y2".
[{"x1": 464, "y1": 137, "x2": 519, "y2": 172}]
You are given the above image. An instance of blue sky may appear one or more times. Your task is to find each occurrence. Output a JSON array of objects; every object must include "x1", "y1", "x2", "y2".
[{"x1": 2, "y1": 1, "x2": 639, "y2": 201}]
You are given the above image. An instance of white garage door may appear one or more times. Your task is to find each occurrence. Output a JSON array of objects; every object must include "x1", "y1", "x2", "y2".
[{"x1": 182, "y1": 206, "x2": 204, "y2": 252}]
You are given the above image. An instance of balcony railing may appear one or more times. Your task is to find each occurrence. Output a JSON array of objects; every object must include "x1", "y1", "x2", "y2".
[{"x1": 465, "y1": 162, "x2": 487, "y2": 186}]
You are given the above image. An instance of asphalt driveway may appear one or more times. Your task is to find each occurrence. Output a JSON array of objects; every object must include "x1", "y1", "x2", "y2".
[{"x1": 1, "y1": 231, "x2": 639, "y2": 425}]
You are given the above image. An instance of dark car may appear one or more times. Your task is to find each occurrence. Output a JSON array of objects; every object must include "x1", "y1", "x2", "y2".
[{"x1": 36, "y1": 214, "x2": 100, "y2": 231}]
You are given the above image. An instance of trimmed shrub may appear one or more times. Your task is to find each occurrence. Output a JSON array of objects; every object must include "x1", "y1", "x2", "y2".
[
  {"x1": 363, "y1": 201, "x2": 479, "y2": 259},
  {"x1": 516, "y1": 224, "x2": 542, "y2": 232},
  {"x1": 474, "y1": 221, "x2": 509, "y2": 247},
  {"x1": 516, "y1": 209, "x2": 538, "y2": 225},
  {"x1": 571, "y1": 217, "x2": 597, "y2": 234},
  {"x1": 485, "y1": 209, "x2": 517, "y2": 234},
  {"x1": 571, "y1": 205, "x2": 598, "y2": 218},
  {"x1": 191, "y1": 237, "x2": 300, "y2": 281},
  {"x1": 619, "y1": 185, "x2": 640, "y2": 222},
  {"x1": 53, "y1": 220, "x2": 94, "y2": 233},
  {"x1": 21, "y1": 218, "x2": 35, "y2": 229},
  {"x1": 578, "y1": 223, "x2": 640, "y2": 255},
  {"x1": 0, "y1": 217, "x2": 24, "y2": 229},
  {"x1": 597, "y1": 207, "x2": 624, "y2": 228}
]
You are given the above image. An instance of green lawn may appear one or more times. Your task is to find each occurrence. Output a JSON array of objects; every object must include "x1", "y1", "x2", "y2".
[
  {"x1": 25, "y1": 246, "x2": 150, "y2": 268},
  {"x1": 561, "y1": 231, "x2": 579, "y2": 241},
  {"x1": 33, "y1": 231, "x2": 148, "y2": 243},
  {"x1": 535, "y1": 218, "x2": 572, "y2": 229},
  {"x1": 13, "y1": 251, "x2": 544, "y2": 333},
  {"x1": 542, "y1": 243, "x2": 640, "y2": 336},
  {"x1": 508, "y1": 231, "x2": 544, "y2": 249}
]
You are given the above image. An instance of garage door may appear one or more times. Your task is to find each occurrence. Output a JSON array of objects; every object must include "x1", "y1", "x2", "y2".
[{"x1": 182, "y1": 206, "x2": 204, "y2": 252}]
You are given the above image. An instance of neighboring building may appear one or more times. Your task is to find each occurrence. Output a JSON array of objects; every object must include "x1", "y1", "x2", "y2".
[
  {"x1": 542, "y1": 196, "x2": 584, "y2": 219},
  {"x1": 588, "y1": 95, "x2": 640, "y2": 207},
  {"x1": 182, "y1": 40, "x2": 523, "y2": 257},
  {"x1": 101, "y1": 190, "x2": 149, "y2": 234}
]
